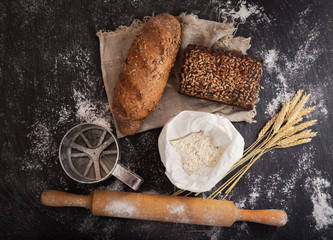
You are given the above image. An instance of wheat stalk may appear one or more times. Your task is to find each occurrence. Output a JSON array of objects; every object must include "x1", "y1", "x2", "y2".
[
  {"x1": 276, "y1": 130, "x2": 317, "y2": 146},
  {"x1": 287, "y1": 94, "x2": 311, "y2": 124},
  {"x1": 298, "y1": 106, "x2": 316, "y2": 118},
  {"x1": 266, "y1": 119, "x2": 317, "y2": 148},
  {"x1": 258, "y1": 115, "x2": 277, "y2": 139},
  {"x1": 283, "y1": 120, "x2": 317, "y2": 138},
  {"x1": 286, "y1": 89, "x2": 303, "y2": 118},
  {"x1": 276, "y1": 138, "x2": 312, "y2": 148},
  {"x1": 173, "y1": 90, "x2": 317, "y2": 199},
  {"x1": 273, "y1": 101, "x2": 290, "y2": 133}
]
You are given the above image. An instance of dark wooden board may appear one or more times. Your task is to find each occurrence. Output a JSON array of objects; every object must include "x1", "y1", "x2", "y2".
[{"x1": 1, "y1": 0, "x2": 333, "y2": 239}]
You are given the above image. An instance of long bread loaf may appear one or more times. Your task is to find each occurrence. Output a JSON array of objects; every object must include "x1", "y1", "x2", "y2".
[{"x1": 112, "y1": 13, "x2": 181, "y2": 135}]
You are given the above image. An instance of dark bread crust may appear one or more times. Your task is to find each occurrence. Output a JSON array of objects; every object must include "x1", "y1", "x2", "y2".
[
  {"x1": 179, "y1": 44, "x2": 263, "y2": 110},
  {"x1": 112, "y1": 13, "x2": 181, "y2": 135}
]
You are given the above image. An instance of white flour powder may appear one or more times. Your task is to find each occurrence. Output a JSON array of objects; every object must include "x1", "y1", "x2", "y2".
[
  {"x1": 212, "y1": 0, "x2": 270, "y2": 24},
  {"x1": 170, "y1": 132, "x2": 224, "y2": 176},
  {"x1": 104, "y1": 200, "x2": 138, "y2": 217},
  {"x1": 305, "y1": 176, "x2": 333, "y2": 230},
  {"x1": 261, "y1": 7, "x2": 326, "y2": 118}
]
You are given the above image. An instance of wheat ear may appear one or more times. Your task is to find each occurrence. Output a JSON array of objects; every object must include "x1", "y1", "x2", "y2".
[
  {"x1": 283, "y1": 120, "x2": 318, "y2": 138},
  {"x1": 273, "y1": 102, "x2": 290, "y2": 133},
  {"x1": 276, "y1": 138, "x2": 313, "y2": 148},
  {"x1": 286, "y1": 89, "x2": 304, "y2": 118},
  {"x1": 298, "y1": 106, "x2": 316, "y2": 118},
  {"x1": 287, "y1": 94, "x2": 311, "y2": 124},
  {"x1": 276, "y1": 130, "x2": 317, "y2": 146}
]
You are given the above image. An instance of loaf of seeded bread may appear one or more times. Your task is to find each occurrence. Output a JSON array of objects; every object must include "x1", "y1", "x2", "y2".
[
  {"x1": 112, "y1": 13, "x2": 181, "y2": 136},
  {"x1": 179, "y1": 44, "x2": 263, "y2": 110}
]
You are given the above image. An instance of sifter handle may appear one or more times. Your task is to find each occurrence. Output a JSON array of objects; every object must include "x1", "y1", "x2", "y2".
[{"x1": 112, "y1": 163, "x2": 144, "y2": 191}]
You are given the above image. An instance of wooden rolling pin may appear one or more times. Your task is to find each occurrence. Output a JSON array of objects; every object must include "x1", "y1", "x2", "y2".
[{"x1": 41, "y1": 190, "x2": 287, "y2": 227}]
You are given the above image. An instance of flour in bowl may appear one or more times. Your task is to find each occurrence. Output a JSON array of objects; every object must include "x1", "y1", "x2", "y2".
[{"x1": 170, "y1": 131, "x2": 224, "y2": 176}]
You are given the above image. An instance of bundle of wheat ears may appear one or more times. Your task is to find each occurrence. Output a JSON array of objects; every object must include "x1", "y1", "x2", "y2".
[{"x1": 173, "y1": 90, "x2": 317, "y2": 199}]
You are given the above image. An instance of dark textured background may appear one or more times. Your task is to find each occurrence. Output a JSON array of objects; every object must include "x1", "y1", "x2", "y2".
[{"x1": 1, "y1": 0, "x2": 333, "y2": 239}]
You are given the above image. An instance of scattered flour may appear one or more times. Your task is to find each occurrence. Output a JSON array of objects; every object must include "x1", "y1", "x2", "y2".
[
  {"x1": 264, "y1": 49, "x2": 279, "y2": 74},
  {"x1": 73, "y1": 89, "x2": 112, "y2": 128},
  {"x1": 167, "y1": 204, "x2": 185, "y2": 215},
  {"x1": 53, "y1": 45, "x2": 100, "y2": 91},
  {"x1": 27, "y1": 122, "x2": 54, "y2": 170},
  {"x1": 78, "y1": 216, "x2": 99, "y2": 235},
  {"x1": 305, "y1": 177, "x2": 333, "y2": 230},
  {"x1": 22, "y1": 42, "x2": 113, "y2": 195},
  {"x1": 232, "y1": 145, "x2": 317, "y2": 211},
  {"x1": 225, "y1": 222, "x2": 250, "y2": 240},
  {"x1": 212, "y1": 0, "x2": 270, "y2": 24},
  {"x1": 262, "y1": 7, "x2": 327, "y2": 118},
  {"x1": 307, "y1": 85, "x2": 329, "y2": 119},
  {"x1": 25, "y1": 88, "x2": 112, "y2": 170},
  {"x1": 279, "y1": 149, "x2": 315, "y2": 197},
  {"x1": 229, "y1": 2, "x2": 261, "y2": 23},
  {"x1": 250, "y1": 176, "x2": 262, "y2": 202},
  {"x1": 98, "y1": 179, "x2": 124, "y2": 192},
  {"x1": 265, "y1": 172, "x2": 281, "y2": 201},
  {"x1": 104, "y1": 200, "x2": 138, "y2": 217},
  {"x1": 57, "y1": 105, "x2": 72, "y2": 125},
  {"x1": 237, "y1": 174, "x2": 262, "y2": 207},
  {"x1": 248, "y1": 192, "x2": 260, "y2": 205},
  {"x1": 170, "y1": 132, "x2": 224, "y2": 176},
  {"x1": 234, "y1": 197, "x2": 247, "y2": 209},
  {"x1": 208, "y1": 227, "x2": 222, "y2": 240}
]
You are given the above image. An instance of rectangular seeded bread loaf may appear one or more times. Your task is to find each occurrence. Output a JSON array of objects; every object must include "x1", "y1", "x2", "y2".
[
  {"x1": 111, "y1": 14, "x2": 181, "y2": 136},
  {"x1": 179, "y1": 44, "x2": 263, "y2": 110}
]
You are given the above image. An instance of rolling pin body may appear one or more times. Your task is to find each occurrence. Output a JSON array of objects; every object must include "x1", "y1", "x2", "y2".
[{"x1": 41, "y1": 190, "x2": 287, "y2": 227}]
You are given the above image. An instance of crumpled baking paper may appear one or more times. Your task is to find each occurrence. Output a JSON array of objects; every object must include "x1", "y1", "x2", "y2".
[{"x1": 158, "y1": 111, "x2": 244, "y2": 192}]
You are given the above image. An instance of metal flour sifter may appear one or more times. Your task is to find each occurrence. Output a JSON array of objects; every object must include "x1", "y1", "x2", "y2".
[{"x1": 59, "y1": 123, "x2": 143, "y2": 190}]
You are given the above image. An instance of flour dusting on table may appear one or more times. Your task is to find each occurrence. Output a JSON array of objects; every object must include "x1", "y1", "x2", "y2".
[
  {"x1": 305, "y1": 177, "x2": 333, "y2": 230},
  {"x1": 73, "y1": 89, "x2": 112, "y2": 128},
  {"x1": 231, "y1": 145, "x2": 325, "y2": 213},
  {"x1": 212, "y1": 0, "x2": 270, "y2": 24},
  {"x1": 26, "y1": 88, "x2": 112, "y2": 169},
  {"x1": 98, "y1": 179, "x2": 125, "y2": 192},
  {"x1": 261, "y1": 7, "x2": 326, "y2": 118},
  {"x1": 19, "y1": 42, "x2": 114, "y2": 198},
  {"x1": 26, "y1": 122, "x2": 55, "y2": 171}
]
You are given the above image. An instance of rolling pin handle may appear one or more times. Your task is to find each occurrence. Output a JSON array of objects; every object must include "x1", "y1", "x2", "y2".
[
  {"x1": 236, "y1": 209, "x2": 288, "y2": 226},
  {"x1": 41, "y1": 190, "x2": 93, "y2": 210}
]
